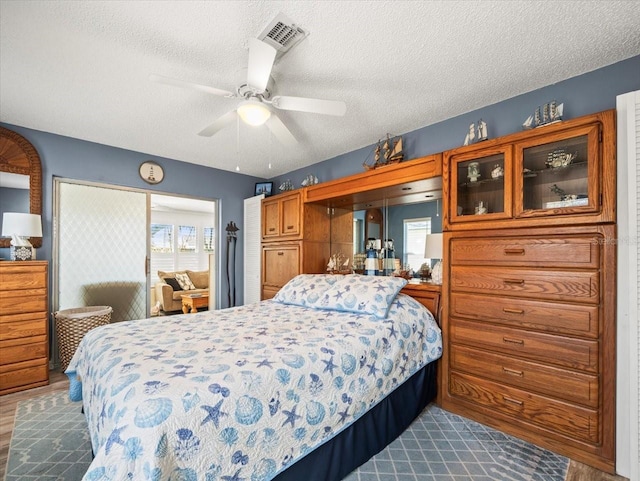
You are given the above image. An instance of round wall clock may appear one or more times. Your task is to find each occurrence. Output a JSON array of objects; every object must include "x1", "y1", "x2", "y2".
[{"x1": 139, "y1": 161, "x2": 164, "y2": 184}]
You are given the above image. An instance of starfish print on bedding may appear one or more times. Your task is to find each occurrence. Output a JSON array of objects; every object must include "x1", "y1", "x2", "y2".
[
  {"x1": 322, "y1": 356, "x2": 337, "y2": 376},
  {"x1": 105, "y1": 425, "x2": 127, "y2": 454},
  {"x1": 256, "y1": 359, "x2": 274, "y2": 368},
  {"x1": 367, "y1": 361, "x2": 379, "y2": 377},
  {"x1": 338, "y1": 407, "x2": 350, "y2": 424},
  {"x1": 387, "y1": 325, "x2": 398, "y2": 338},
  {"x1": 201, "y1": 399, "x2": 228, "y2": 428},
  {"x1": 281, "y1": 405, "x2": 301, "y2": 428}
]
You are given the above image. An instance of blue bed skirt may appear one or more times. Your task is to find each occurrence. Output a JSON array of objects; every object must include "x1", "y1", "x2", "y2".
[{"x1": 274, "y1": 360, "x2": 438, "y2": 481}]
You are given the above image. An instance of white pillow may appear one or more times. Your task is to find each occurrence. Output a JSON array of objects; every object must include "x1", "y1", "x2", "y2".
[
  {"x1": 175, "y1": 272, "x2": 196, "y2": 290},
  {"x1": 316, "y1": 274, "x2": 408, "y2": 319},
  {"x1": 273, "y1": 274, "x2": 341, "y2": 307}
]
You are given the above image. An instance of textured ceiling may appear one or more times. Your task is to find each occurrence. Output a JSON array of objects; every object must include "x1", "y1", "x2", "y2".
[{"x1": 1, "y1": 1, "x2": 639, "y2": 178}]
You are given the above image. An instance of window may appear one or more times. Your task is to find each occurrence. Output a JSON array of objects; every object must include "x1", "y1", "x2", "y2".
[
  {"x1": 150, "y1": 224, "x2": 173, "y2": 253},
  {"x1": 178, "y1": 225, "x2": 197, "y2": 252},
  {"x1": 403, "y1": 217, "x2": 431, "y2": 270},
  {"x1": 203, "y1": 227, "x2": 215, "y2": 252}
]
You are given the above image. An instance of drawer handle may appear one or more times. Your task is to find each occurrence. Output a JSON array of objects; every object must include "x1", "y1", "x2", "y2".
[
  {"x1": 504, "y1": 248, "x2": 525, "y2": 255},
  {"x1": 503, "y1": 337, "x2": 524, "y2": 346},
  {"x1": 502, "y1": 307, "x2": 524, "y2": 315},
  {"x1": 277, "y1": 252, "x2": 284, "y2": 256},
  {"x1": 286, "y1": 225, "x2": 295, "y2": 230},
  {"x1": 268, "y1": 227, "x2": 276, "y2": 232},
  {"x1": 502, "y1": 367, "x2": 524, "y2": 377},
  {"x1": 503, "y1": 395, "x2": 524, "y2": 406},
  {"x1": 503, "y1": 278, "x2": 525, "y2": 285}
]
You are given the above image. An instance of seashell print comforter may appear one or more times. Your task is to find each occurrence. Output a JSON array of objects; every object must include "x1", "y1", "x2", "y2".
[{"x1": 66, "y1": 294, "x2": 442, "y2": 481}]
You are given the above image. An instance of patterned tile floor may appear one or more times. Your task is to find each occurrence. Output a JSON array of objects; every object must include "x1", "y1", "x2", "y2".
[{"x1": 345, "y1": 404, "x2": 568, "y2": 481}]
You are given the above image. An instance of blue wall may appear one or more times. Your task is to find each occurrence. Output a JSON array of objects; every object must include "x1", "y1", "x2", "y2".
[
  {"x1": 1, "y1": 55, "x2": 638, "y2": 312},
  {"x1": 0, "y1": 126, "x2": 264, "y2": 308},
  {"x1": 271, "y1": 56, "x2": 640, "y2": 188}
]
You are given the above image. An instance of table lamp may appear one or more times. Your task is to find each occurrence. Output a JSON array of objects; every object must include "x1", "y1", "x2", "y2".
[
  {"x1": 1, "y1": 212, "x2": 42, "y2": 260},
  {"x1": 424, "y1": 233, "x2": 443, "y2": 284}
]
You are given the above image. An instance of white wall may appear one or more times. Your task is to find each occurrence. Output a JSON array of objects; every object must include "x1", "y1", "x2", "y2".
[{"x1": 616, "y1": 90, "x2": 640, "y2": 480}]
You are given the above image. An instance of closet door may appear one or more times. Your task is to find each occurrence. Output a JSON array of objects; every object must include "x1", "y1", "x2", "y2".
[
  {"x1": 55, "y1": 181, "x2": 148, "y2": 323},
  {"x1": 243, "y1": 194, "x2": 263, "y2": 304}
]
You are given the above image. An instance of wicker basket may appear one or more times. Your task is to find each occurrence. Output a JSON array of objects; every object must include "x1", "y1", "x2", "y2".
[{"x1": 55, "y1": 306, "x2": 112, "y2": 371}]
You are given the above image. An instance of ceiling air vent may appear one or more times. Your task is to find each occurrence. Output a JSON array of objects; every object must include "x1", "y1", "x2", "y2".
[{"x1": 257, "y1": 13, "x2": 309, "y2": 59}]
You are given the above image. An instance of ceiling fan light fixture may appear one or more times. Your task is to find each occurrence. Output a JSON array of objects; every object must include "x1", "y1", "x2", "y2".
[{"x1": 237, "y1": 99, "x2": 271, "y2": 126}]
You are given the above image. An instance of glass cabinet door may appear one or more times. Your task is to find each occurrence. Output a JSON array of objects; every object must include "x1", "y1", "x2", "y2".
[
  {"x1": 514, "y1": 124, "x2": 600, "y2": 218},
  {"x1": 450, "y1": 147, "x2": 513, "y2": 223}
]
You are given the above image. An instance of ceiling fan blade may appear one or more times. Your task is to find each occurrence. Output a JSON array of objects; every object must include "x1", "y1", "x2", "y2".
[
  {"x1": 149, "y1": 74, "x2": 235, "y2": 98},
  {"x1": 266, "y1": 114, "x2": 298, "y2": 148},
  {"x1": 246, "y1": 38, "x2": 277, "y2": 93},
  {"x1": 271, "y1": 95, "x2": 347, "y2": 116},
  {"x1": 197, "y1": 110, "x2": 238, "y2": 137}
]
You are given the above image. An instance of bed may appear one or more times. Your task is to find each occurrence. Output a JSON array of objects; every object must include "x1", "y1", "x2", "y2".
[{"x1": 66, "y1": 274, "x2": 442, "y2": 481}]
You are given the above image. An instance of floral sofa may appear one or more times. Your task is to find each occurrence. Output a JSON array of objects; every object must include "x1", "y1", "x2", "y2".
[{"x1": 155, "y1": 270, "x2": 209, "y2": 313}]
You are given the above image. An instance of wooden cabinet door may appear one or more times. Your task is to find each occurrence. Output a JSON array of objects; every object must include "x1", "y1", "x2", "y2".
[
  {"x1": 280, "y1": 194, "x2": 301, "y2": 237},
  {"x1": 262, "y1": 200, "x2": 279, "y2": 239},
  {"x1": 262, "y1": 244, "x2": 300, "y2": 290}
]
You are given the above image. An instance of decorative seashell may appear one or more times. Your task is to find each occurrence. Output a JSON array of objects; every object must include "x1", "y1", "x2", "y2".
[
  {"x1": 399, "y1": 323, "x2": 412, "y2": 339},
  {"x1": 308, "y1": 373, "x2": 324, "y2": 395},
  {"x1": 204, "y1": 365, "x2": 230, "y2": 374},
  {"x1": 174, "y1": 428, "x2": 201, "y2": 461},
  {"x1": 427, "y1": 328, "x2": 439, "y2": 343},
  {"x1": 219, "y1": 427, "x2": 238, "y2": 446},
  {"x1": 275, "y1": 369, "x2": 291, "y2": 385},
  {"x1": 134, "y1": 397, "x2": 173, "y2": 428},
  {"x1": 341, "y1": 354, "x2": 356, "y2": 375},
  {"x1": 342, "y1": 293, "x2": 358, "y2": 308},
  {"x1": 381, "y1": 358, "x2": 394, "y2": 376},
  {"x1": 175, "y1": 350, "x2": 198, "y2": 359},
  {"x1": 235, "y1": 396, "x2": 263, "y2": 425},
  {"x1": 100, "y1": 357, "x2": 122, "y2": 377},
  {"x1": 252, "y1": 459, "x2": 277, "y2": 481},
  {"x1": 111, "y1": 374, "x2": 140, "y2": 396},
  {"x1": 305, "y1": 401, "x2": 325, "y2": 425},
  {"x1": 281, "y1": 354, "x2": 305, "y2": 369},
  {"x1": 181, "y1": 392, "x2": 200, "y2": 412},
  {"x1": 155, "y1": 433, "x2": 168, "y2": 458}
]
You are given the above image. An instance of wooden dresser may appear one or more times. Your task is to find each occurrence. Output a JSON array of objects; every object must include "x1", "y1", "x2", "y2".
[
  {"x1": 441, "y1": 110, "x2": 616, "y2": 472},
  {"x1": 0, "y1": 260, "x2": 49, "y2": 395}
]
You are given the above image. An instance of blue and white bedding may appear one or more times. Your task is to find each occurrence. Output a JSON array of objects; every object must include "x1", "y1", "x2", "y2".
[{"x1": 67, "y1": 275, "x2": 442, "y2": 481}]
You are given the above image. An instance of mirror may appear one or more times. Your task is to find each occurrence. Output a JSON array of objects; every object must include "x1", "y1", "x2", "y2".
[
  {"x1": 353, "y1": 200, "x2": 441, "y2": 275},
  {"x1": 363, "y1": 208, "x2": 383, "y2": 250},
  {"x1": 0, "y1": 126, "x2": 43, "y2": 248}
]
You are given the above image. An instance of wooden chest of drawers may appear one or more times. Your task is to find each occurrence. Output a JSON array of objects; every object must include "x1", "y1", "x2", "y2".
[
  {"x1": 0, "y1": 261, "x2": 49, "y2": 395},
  {"x1": 441, "y1": 226, "x2": 615, "y2": 471}
]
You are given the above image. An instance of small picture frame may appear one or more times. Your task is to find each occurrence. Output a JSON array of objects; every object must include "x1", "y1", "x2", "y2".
[
  {"x1": 255, "y1": 182, "x2": 273, "y2": 197},
  {"x1": 139, "y1": 161, "x2": 164, "y2": 184}
]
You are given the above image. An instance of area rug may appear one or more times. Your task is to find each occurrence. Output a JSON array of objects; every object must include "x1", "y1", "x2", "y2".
[{"x1": 5, "y1": 392, "x2": 568, "y2": 481}]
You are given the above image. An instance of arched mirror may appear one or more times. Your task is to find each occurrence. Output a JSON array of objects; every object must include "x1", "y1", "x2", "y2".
[{"x1": 0, "y1": 126, "x2": 43, "y2": 248}]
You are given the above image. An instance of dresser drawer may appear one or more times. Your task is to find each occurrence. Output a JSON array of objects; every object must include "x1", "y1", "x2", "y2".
[
  {"x1": 449, "y1": 371, "x2": 599, "y2": 443},
  {"x1": 450, "y1": 266, "x2": 599, "y2": 303},
  {"x1": 450, "y1": 236, "x2": 599, "y2": 268},
  {"x1": 450, "y1": 344, "x2": 599, "y2": 407},
  {"x1": 0, "y1": 336, "x2": 47, "y2": 364},
  {"x1": 0, "y1": 289, "x2": 48, "y2": 315},
  {"x1": 450, "y1": 292, "x2": 598, "y2": 338},
  {"x1": 0, "y1": 264, "x2": 48, "y2": 290},
  {"x1": 450, "y1": 319, "x2": 598, "y2": 372},
  {"x1": 0, "y1": 358, "x2": 49, "y2": 395},
  {"x1": 0, "y1": 313, "x2": 48, "y2": 340}
]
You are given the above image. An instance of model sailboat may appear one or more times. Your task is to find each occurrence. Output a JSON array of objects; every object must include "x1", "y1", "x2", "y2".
[{"x1": 363, "y1": 134, "x2": 404, "y2": 170}]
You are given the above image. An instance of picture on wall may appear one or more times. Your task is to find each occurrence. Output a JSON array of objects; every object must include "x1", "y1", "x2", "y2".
[{"x1": 254, "y1": 182, "x2": 273, "y2": 197}]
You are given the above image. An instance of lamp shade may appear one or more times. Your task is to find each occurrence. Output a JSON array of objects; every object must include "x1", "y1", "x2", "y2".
[
  {"x1": 424, "y1": 233, "x2": 443, "y2": 259},
  {"x1": 2, "y1": 212, "x2": 43, "y2": 237},
  {"x1": 237, "y1": 99, "x2": 271, "y2": 126}
]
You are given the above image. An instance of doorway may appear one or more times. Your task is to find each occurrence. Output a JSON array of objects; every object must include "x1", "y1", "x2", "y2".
[{"x1": 53, "y1": 180, "x2": 218, "y2": 323}]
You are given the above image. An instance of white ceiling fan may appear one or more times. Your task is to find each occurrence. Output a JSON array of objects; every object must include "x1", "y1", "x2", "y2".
[{"x1": 150, "y1": 38, "x2": 347, "y2": 147}]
